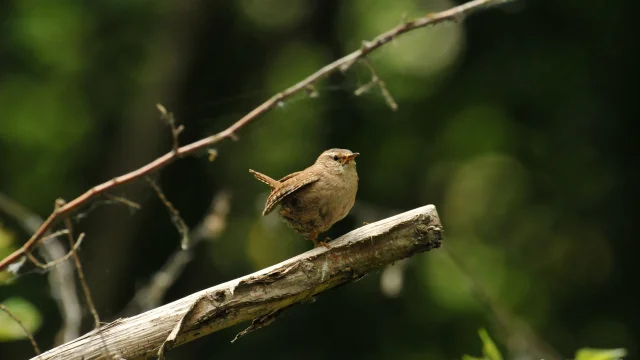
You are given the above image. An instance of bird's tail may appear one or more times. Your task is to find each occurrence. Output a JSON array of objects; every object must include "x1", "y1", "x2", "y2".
[{"x1": 249, "y1": 169, "x2": 279, "y2": 189}]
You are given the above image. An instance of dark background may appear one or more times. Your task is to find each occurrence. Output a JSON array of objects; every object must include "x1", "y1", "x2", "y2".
[{"x1": 0, "y1": 0, "x2": 635, "y2": 359}]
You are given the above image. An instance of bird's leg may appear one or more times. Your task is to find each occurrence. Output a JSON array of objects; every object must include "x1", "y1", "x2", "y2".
[
  {"x1": 307, "y1": 231, "x2": 321, "y2": 248},
  {"x1": 307, "y1": 232, "x2": 331, "y2": 249},
  {"x1": 319, "y1": 236, "x2": 332, "y2": 249}
]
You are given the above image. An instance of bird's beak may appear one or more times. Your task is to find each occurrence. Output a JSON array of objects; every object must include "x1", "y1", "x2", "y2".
[{"x1": 344, "y1": 152, "x2": 359, "y2": 163}]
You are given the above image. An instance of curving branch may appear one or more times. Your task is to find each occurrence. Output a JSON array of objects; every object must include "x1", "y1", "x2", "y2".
[
  {"x1": 0, "y1": 0, "x2": 511, "y2": 272},
  {"x1": 32, "y1": 205, "x2": 443, "y2": 360}
]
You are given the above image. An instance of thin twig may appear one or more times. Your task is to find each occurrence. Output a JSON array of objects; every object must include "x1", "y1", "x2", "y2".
[
  {"x1": 56, "y1": 200, "x2": 101, "y2": 329},
  {"x1": 23, "y1": 229, "x2": 73, "y2": 267},
  {"x1": 103, "y1": 193, "x2": 142, "y2": 210},
  {"x1": 353, "y1": 78, "x2": 378, "y2": 96},
  {"x1": 305, "y1": 84, "x2": 319, "y2": 98},
  {"x1": 0, "y1": 193, "x2": 82, "y2": 343},
  {"x1": 39, "y1": 229, "x2": 70, "y2": 245},
  {"x1": 156, "y1": 103, "x2": 184, "y2": 153},
  {"x1": 122, "y1": 190, "x2": 232, "y2": 315},
  {"x1": 146, "y1": 177, "x2": 190, "y2": 250},
  {"x1": 354, "y1": 58, "x2": 398, "y2": 110},
  {"x1": 0, "y1": 303, "x2": 42, "y2": 356},
  {"x1": 0, "y1": 0, "x2": 513, "y2": 272},
  {"x1": 26, "y1": 234, "x2": 86, "y2": 269}
]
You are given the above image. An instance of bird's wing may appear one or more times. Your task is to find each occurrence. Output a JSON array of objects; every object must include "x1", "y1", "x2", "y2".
[
  {"x1": 263, "y1": 174, "x2": 319, "y2": 215},
  {"x1": 278, "y1": 171, "x2": 303, "y2": 183}
]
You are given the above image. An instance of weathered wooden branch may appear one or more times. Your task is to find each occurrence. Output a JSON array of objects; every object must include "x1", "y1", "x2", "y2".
[{"x1": 33, "y1": 205, "x2": 443, "y2": 360}]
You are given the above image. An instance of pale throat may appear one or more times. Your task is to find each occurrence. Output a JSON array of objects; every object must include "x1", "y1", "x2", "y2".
[{"x1": 340, "y1": 163, "x2": 356, "y2": 175}]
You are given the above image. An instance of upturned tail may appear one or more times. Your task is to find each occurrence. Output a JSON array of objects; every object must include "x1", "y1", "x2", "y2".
[{"x1": 249, "y1": 169, "x2": 279, "y2": 189}]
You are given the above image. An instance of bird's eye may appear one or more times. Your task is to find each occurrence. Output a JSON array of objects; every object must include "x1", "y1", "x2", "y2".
[{"x1": 333, "y1": 155, "x2": 339, "y2": 161}]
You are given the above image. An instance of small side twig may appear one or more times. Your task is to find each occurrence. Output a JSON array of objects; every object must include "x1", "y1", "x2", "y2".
[
  {"x1": 56, "y1": 199, "x2": 101, "y2": 329},
  {"x1": 39, "y1": 229, "x2": 70, "y2": 245},
  {"x1": 354, "y1": 58, "x2": 398, "y2": 111},
  {"x1": 103, "y1": 193, "x2": 142, "y2": 210},
  {"x1": 0, "y1": 303, "x2": 42, "y2": 356},
  {"x1": 146, "y1": 177, "x2": 190, "y2": 250},
  {"x1": 304, "y1": 84, "x2": 319, "y2": 98},
  {"x1": 156, "y1": 103, "x2": 184, "y2": 154},
  {"x1": 26, "y1": 233, "x2": 86, "y2": 269}
]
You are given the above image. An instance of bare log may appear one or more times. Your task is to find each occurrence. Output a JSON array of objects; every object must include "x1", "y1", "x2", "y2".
[{"x1": 33, "y1": 204, "x2": 443, "y2": 360}]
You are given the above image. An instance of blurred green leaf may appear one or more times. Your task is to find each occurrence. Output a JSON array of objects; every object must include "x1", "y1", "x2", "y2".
[
  {"x1": 462, "y1": 329, "x2": 503, "y2": 360},
  {"x1": 12, "y1": 1, "x2": 89, "y2": 73},
  {"x1": 0, "y1": 224, "x2": 17, "y2": 283},
  {"x1": 478, "y1": 329, "x2": 503, "y2": 360},
  {"x1": 0, "y1": 297, "x2": 42, "y2": 342},
  {"x1": 340, "y1": 0, "x2": 462, "y2": 79},
  {"x1": 0, "y1": 224, "x2": 15, "y2": 250},
  {"x1": 239, "y1": 0, "x2": 309, "y2": 31},
  {"x1": 575, "y1": 348, "x2": 627, "y2": 360}
]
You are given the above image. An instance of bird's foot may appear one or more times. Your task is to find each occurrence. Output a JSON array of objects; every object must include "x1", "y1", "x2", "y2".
[
  {"x1": 362, "y1": 221, "x2": 370, "y2": 226},
  {"x1": 317, "y1": 237, "x2": 332, "y2": 249},
  {"x1": 308, "y1": 232, "x2": 331, "y2": 249}
]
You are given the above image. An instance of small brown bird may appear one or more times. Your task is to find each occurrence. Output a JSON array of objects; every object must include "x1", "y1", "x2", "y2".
[{"x1": 249, "y1": 149, "x2": 359, "y2": 248}]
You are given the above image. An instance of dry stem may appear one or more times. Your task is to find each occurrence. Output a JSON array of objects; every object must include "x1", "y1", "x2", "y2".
[
  {"x1": 56, "y1": 200, "x2": 100, "y2": 330},
  {"x1": 26, "y1": 233, "x2": 86, "y2": 269},
  {"x1": 146, "y1": 177, "x2": 190, "y2": 249}
]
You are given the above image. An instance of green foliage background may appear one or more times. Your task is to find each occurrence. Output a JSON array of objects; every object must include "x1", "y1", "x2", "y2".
[{"x1": 0, "y1": 0, "x2": 634, "y2": 358}]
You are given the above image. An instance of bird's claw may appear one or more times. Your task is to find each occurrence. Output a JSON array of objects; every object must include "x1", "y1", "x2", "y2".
[
  {"x1": 318, "y1": 237, "x2": 332, "y2": 249},
  {"x1": 318, "y1": 241, "x2": 332, "y2": 249}
]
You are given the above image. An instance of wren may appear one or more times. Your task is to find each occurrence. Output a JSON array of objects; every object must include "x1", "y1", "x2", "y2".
[{"x1": 249, "y1": 149, "x2": 359, "y2": 248}]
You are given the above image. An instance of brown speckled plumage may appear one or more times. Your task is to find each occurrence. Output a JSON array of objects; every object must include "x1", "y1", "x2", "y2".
[{"x1": 249, "y1": 149, "x2": 359, "y2": 248}]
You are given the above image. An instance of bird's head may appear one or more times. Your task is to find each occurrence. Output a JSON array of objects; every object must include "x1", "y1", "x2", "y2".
[{"x1": 316, "y1": 148, "x2": 359, "y2": 174}]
